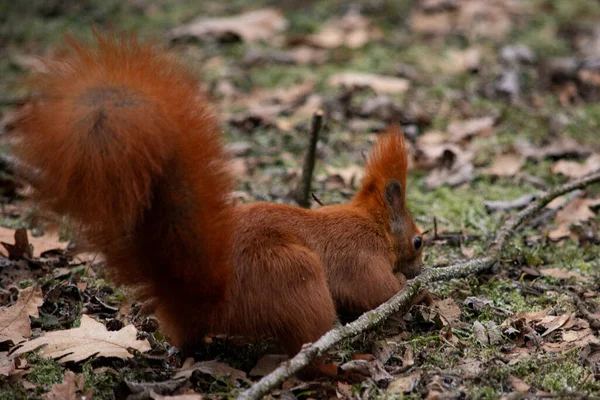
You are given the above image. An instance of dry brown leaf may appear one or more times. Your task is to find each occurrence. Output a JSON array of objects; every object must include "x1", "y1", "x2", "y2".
[
  {"x1": 151, "y1": 394, "x2": 203, "y2": 400},
  {"x1": 0, "y1": 227, "x2": 67, "y2": 258},
  {"x1": 551, "y1": 154, "x2": 600, "y2": 179},
  {"x1": 442, "y1": 359, "x2": 484, "y2": 379},
  {"x1": 443, "y1": 48, "x2": 481, "y2": 74},
  {"x1": 540, "y1": 313, "x2": 571, "y2": 337},
  {"x1": 508, "y1": 375, "x2": 530, "y2": 393},
  {"x1": 174, "y1": 358, "x2": 249, "y2": 386},
  {"x1": 0, "y1": 353, "x2": 15, "y2": 376},
  {"x1": 0, "y1": 286, "x2": 43, "y2": 345},
  {"x1": 11, "y1": 315, "x2": 150, "y2": 362},
  {"x1": 547, "y1": 224, "x2": 573, "y2": 241},
  {"x1": 43, "y1": 371, "x2": 90, "y2": 400},
  {"x1": 328, "y1": 72, "x2": 410, "y2": 94},
  {"x1": 555, "y1": 196, "x2": 600, "y2": 224},
  {"x1": 542, "y1": 328, "x2": 599, "y2": 352},
  {"x1": 168, "y1": 8, "x2": 287, "y2": 43},
  {"x1": 304, "y1": 10, "x2": 381, "y2": 49},
  {"x1": 425, "y1": 155, "x2": 474, "y2": 189},
  {"x1": 431, "y1": 298, "x2": 461, "y2": 326},
  {"x1": 325, "y1": 165, "x2": 364, "y2": 188},
  {"x1": 409, "y1": 10, "x2": 452, "y2": 36},
  {"x1": 484, "y1": 151, "x2": 525, "y2": 177},
  {"x1": 410, "y1": 0, "x2": 519, "y2": 39},
  {"x1": 249, "y1": 354, "x2": 287, "y2": 377},
  {"x1": 447, "y1": 116, "x2": 495, "y2": 142},
  {"x1": 387, "y1": 372, "x2": 420, "y2": 394},
  {"x1": 541, "y1": 268, "x2": 585, "y2": 282}
]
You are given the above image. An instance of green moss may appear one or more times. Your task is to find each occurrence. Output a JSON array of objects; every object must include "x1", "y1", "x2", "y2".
[
  {"x1": 25, "y1": 354, "x2": 63, "y2": 388},
  {"x1": 475, "y1": 277, "x2": 544, "y2": 314},
  {"x1": 82, "y1": 362, "x2": 120, "y2": 400},
  {"x1": 537, "y1": 359, "x2": 597, "y2": 393}
]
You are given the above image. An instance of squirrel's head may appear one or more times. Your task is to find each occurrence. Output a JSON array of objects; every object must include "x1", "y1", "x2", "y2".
[
  {"x1": 353, "y1": 126, "x2": 424, "y2": 280},
  {"x1": 383, "y1": 179, "x2": 423, "y2": 279}
]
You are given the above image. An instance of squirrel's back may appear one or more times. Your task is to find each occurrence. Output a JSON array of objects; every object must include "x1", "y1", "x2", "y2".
[{"x1": 15, "y1": 34, "x2": 235, "y2": 345}]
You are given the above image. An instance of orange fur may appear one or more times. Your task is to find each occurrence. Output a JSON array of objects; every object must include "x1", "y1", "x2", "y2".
[{"x1": 14, "y1": 35, "x2": 423, "y2": 355}]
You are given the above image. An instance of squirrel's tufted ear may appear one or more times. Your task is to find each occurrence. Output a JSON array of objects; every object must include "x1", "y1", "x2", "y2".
[{"x1": 384, "y1": 179, "x2": 404, "y2": 223}]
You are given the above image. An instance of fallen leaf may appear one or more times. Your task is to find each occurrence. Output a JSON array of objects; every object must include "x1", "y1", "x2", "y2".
[
  {"x1": 173, "y1": 359, "x2": 249, "y2": 386},
  {"x1": 168, "y1": 8, "x2": 287, "y2": 43},
  {"x1": 542, "y1": 328, "x2": 599, "y2": 352},
  {"x1": 442, "y1": 359, "x2": 483, "y2": 379},
  {"x1": 555, "y1": 196, "x2": 600, "y2": 224},
  {"x1": 522, "y1": 137, "x2": 590, "y2": 161},
  {"x1": 328, "y1": 72, "x2": 410, "y2": 94},
  {"x1": 325, "y1": 165, "x2": 364, "y2": 188},
  {"x1": 443, "y1": 48, "x2": 481, "y2": 74},
  {"x1": 541, "y1": 268, "x2": 585, "y2": 282},
  {"x1": 425, "y1": 151, "x2": 474, "y2": 189},
  {"x1": 447, "y1": 116, "x2": 495, "y2": 142},
  {"x1": 340, "y1": 359, "x2": 391, "y2": 384},
  {"x1": 431, "y1": 298, "x2": 461, "y2": 326},
  {"x1": 1, "y1": 228, "x2": 32, "y2": 259},
  {"x1": 11, "y1": 315, "x2": 151, "y2": 362},
  {"x1": 43, "y1": 371, "x2": 91, "y2": 400},
  {"x1": 473, "y1": 321, "x2": 488, "y2": 345},
  {"x1": 552, "y1": 154, "x2": 600, "y2": 179},
  {"x1": 540, "y1": 313, "x2": 571, "y2": 337},
  {"x1": 249, "y1": 354, "x2": 287, "y2": 377},
  {"x1": 409, "y1": 10, "x2": 452, "y2": 36},
  {"x1": 151, "y1": 394, "x2": 203, "y2": 400},
  {"x1": 0, "y1": 286, "x2": 43, "y2": 345},
  {"x1": 410, "y1": 0, "x2": 519, "y2": 39},
  {"x1": 484, "y1": 151, "x2": 525, "y2": 177},
  {"x1": 508, "y1": 375, "x2": 530, "y2": 393},
  {"x1": 0, "y1": 353, "x2": 15, "y2": 376},
  {"x1": 387, "y1": 372, "x2": 420, "y2": 394},
  {"x1": 303, "y1": 10, "x2": 381, "y2": 49},
  {"x1": 0, "y1": 227, "x2": 67, "y2": 258}
]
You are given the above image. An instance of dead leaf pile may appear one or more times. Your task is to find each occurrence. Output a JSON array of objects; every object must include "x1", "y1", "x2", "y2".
[{"x1": 502, "y1": 310, "x2": 599, "y2": 353}]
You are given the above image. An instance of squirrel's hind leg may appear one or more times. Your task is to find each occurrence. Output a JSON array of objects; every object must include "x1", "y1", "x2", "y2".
[{"x1": 227, "y1": 240, "x2": 336, "y2": 356}]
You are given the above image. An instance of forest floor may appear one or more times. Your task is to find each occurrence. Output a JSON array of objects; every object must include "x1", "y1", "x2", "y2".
[{"x1": 1, "y1": 0, "x2": 600, "y2": 399}]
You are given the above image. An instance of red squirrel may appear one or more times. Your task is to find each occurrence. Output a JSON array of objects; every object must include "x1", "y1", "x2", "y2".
[{"x1": 13, "y1": 35, "x2": 424, "y2": 355}]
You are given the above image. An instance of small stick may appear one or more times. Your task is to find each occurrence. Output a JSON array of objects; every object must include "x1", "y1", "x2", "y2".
[
  {"x1": 294, "y1": 110, "x2": 324, "y2": 208},
  {"x1": 238, "y1": 169, "x2": 600, "y2": 400},
  {"x1": 572, "y1": 293, "x2": 600, "y2": 330},
  {"x1": 311, "y1": 192, "x2": 324, "y2": 206}
]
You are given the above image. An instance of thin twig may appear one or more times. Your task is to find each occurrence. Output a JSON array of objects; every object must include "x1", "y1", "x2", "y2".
[
  {"x1": 237, "y1": 169, "x2": 600, "y2": 400},
  {"x1": 294, "y1": 110, "x2": 324, "y2": 208},
  {"x1": 484, "y1": 193, "x2": 537, "y2": 212},
  {"x1": 311, "y1": 192, "x2": 324, "y2": 206},
  {"x1": 572, "y1": 294, "x2": 600, "y2": 330}
]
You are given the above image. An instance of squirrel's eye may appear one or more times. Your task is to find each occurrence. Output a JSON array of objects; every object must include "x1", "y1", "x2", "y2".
[{"x1": 413, "y1": 236, "x2": 423, "y2": 250}]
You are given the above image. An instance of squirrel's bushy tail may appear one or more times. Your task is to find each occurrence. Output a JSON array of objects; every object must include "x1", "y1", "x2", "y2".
[{"x1": 14, "y1": 34, "x2": 234, "y2": 345}]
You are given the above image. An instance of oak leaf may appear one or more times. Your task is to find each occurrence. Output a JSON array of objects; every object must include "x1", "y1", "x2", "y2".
[
  {"x1": 0, "y1": 286, "x2": 43, "y2": 345},
  {"x1": 11, "y1": 315, "x2": 150, "y2": 363}
]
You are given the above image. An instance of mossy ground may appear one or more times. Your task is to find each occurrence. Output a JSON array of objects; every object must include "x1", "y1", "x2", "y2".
[{"x1": 1, "y1": 0, "x2": 599, "y2": 398}]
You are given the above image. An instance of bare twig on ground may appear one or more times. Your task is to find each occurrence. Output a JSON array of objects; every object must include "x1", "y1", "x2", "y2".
[
  {"x1": 572, "y1": 294, "x2": 600, "y2": 330},
  {"x1": 294, "y1": 110, "x2": 324, "y2": 208},
  {"x1": 238, "y1": 169, "x2": 600, "y2": 400},
  {"x1": 484, "y1": 193, "x2": 538, "y2": 212}
]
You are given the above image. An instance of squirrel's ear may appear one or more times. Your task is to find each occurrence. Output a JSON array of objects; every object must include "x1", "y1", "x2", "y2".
[{"x1": 384, "y1": 179, "x2": 404, "y2": 222}]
